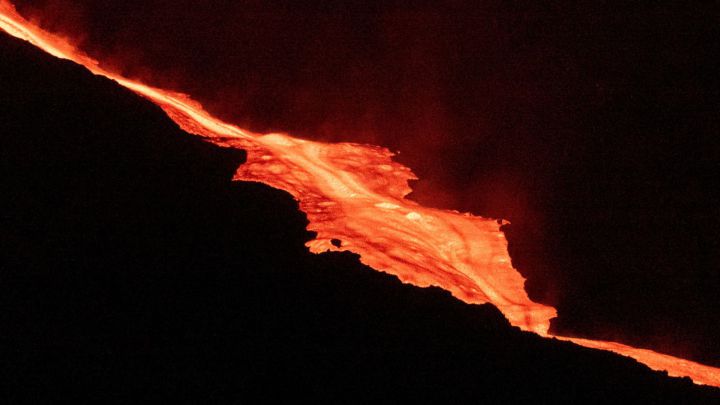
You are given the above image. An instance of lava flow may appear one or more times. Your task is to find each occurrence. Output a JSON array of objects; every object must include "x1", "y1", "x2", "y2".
[{"x1": 2, "y1": 0, "x2": 719, "y2": 387}]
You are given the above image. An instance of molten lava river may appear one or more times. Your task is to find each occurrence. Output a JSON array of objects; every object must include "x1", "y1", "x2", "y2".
[{"x1": 1, "y1": 0, "x2": 718, "y2": 387}]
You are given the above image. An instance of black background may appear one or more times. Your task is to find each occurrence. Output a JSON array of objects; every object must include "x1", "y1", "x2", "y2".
[
  {"x1": 9, "y1": 0, "x2": 720, "y2": 368},
  {"x1": 3, "y1": 31, "x2": 720, "y2": 402}
]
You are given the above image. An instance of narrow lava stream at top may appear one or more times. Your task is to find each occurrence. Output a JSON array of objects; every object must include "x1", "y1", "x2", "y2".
[{"x1": 2, "y1": 0, "x2": 718, "y2": 387}]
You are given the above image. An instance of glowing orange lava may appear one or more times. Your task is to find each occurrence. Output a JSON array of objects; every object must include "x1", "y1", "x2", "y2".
[{"x1": 2, "y1": 0, "x2": 718, "y2": 387}]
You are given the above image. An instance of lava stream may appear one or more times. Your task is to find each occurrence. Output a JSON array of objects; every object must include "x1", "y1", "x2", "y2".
[{"x1": 1, "y1": 0, "x2": 718, "y2": 387}]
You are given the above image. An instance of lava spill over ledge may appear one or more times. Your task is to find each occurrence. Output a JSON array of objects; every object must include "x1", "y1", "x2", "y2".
[{"x1": 2, "y1": 0, "x2": 718, "y2": 387}]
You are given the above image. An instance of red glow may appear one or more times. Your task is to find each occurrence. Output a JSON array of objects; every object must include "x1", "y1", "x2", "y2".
[{"x1": 2, "y1": 0, "x2": 719, "y2": 387}]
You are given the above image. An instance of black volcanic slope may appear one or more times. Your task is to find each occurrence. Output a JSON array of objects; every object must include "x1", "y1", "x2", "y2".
[
  {"x1": 11, "y1": 0, "x2": 719, "y2": 366},
  {"x1": 0, "y1": 34, "x2": 718, "y2": 403}
]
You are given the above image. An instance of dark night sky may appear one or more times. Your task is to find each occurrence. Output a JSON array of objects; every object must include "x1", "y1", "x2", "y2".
[{"x1": 12, "y1": 0, "x2": 720, "y2": 366}]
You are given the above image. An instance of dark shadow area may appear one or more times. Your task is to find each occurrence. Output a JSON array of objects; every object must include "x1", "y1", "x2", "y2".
[
  {"x1": 1, "y1": 32, "x2": 720, "y2": 402},
  {"x1": 11, "y1": 0, "x2": 719, "y2": 366}
]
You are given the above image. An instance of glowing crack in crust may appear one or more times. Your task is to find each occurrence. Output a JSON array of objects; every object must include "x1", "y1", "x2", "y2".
[{"x1": 2, "y1": 0, "x2": 719, "y2": 387}]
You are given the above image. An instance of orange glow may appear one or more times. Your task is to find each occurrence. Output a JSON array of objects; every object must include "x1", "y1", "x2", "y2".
[{"x1": 1, "y1": 0, "x2": 718, "y2": 387}]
